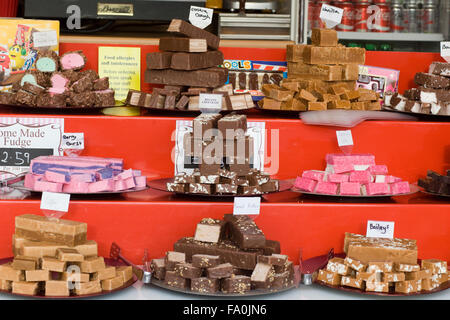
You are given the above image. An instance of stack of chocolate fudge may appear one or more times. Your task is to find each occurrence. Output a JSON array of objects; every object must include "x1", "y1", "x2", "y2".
[
  {"x1": 0, "y1": 50, "x2": 115, "y2": 108},
  {"x1": 151, "y1": 215, "x2": 295, "y2": 294},
  {"x1": 317, "y1": 233, "x2": 448, "y2": 294},
  {"x1": 259, "y1": 28, "x2": 381, "y2": 111},
  {"x1": 418, "y1": 170, "x2": 450, "y2": 196},
  {"x1": 0, "y1": 214, "x2": 133, "y2": 296},
  {"x1": 384, "y1": 62, "x2": 450, "y2": 115},
  {"x1": 130, "y1": 19, "x2": 252, "y2": 111},
  {"x1": 166, "y1": 113, "x2": 279, "y2": 195}
]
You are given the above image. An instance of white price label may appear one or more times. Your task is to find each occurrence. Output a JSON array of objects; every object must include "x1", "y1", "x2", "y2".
[
  {"x1": 233, "y1": 197, "x2": 261, "y2": 216},
  {"x1": 199, "y1": 93, "x2": 222, "y2": 113},
  {"x1": 336, "y1": 130, "x2": 353, "y2": 147},
  {"x1": 189, "y1": 6, "x2": 213, "y2": 29},
  {"x1": 366, "y1": 220, "x2": 394, "y2": 239},
  {"x1": 40, "y1": 192, "x2": 70, "y2": 212},
  {"x1": 33, "y1": 31, "x2": 58, "y2": 48},
  {"x1": 319, "y1": 4, "x2": 343, "y2": 29},
  {"x1": 440, "y1": 42, "x2": 450, "y2": 63},
  {"x1": 62, "y1": 133, "x2": 84, "y2": 150}
]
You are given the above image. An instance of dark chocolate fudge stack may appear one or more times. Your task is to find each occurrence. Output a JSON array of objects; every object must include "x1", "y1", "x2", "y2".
[
  {"x1": 166, "y1": 113, "x2": 279, "y2": 195},
  {"x1": 129, "y1": 19, "x2": 253, "y2": 111},
  {"x1": 418, "y1": 170, "x2": 450, "y2": 196},
  {"x1": 384, "y1": 62, "x2": 450, "y2": 115},
  {"x1": 0, "y1": 50, "x2": 115, "y2": 108},
  {"x1": 151, "y1": 215, "x2": 295, "y2": 294}
]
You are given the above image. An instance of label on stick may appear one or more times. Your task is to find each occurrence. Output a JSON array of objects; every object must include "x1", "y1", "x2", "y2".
[
  {"x1": 199, "y1": 93, "x2": 222, "y2": 114},
  {"x1": 62, "y1": 133, "x2": 84, "y2": 150},
  {"x1": 336, "y1": 130, "x2": 353, "y2": 155},
  {"x1": 189, "y1": 6, "x2": 213, "y2": 29},
  {"x1": 366, "y1": 220, "x2": 394, "y2": 239},
  {"x1": 40, "y1": 192, "x2": 70, "y2": 213},
  {"x1": 233, "y1": 197, "x2": 261, "y2": 216},
  {"x1": 319, "y1": 4, "x2": 343, "y2": 29},
  {"x1": 441, "y1": 42, "x2": 450, "y2": 63}
]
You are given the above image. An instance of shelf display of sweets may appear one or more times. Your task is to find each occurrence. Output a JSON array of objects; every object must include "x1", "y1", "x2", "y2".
[
  {"x1": 136, "y1": 19, "x2": 253, "y2": 111},
  {"x1": 24, "y1": 155, "x2": 146, "y2": 193},
  {"x1": 0, "y1": 50, "x2": 115, "y2": 107},
  {"x1": 259, "y1": 28, "x2": 381, "y2": 111},
  {"x1": 384, "y1": 62, "x2": 450, "y2": 115},
  {"x1": 418, "y1": 170, "x2": 450, "y2": 196},
  {"x1": 317, "y1": 233, "x2": 448, "y2": 294},
  {"x1": 151, "y1": 215, "x2": 294, "y2": 294},
  {"x1": 0, "y1": 214, "x2": 133, "y2": 296},
  {"x1": 166, "y1": 113, "x2": 279, "y2": 195},
  {"x1": 294, "y1": 153, "x2": 410, "y2": 196}
]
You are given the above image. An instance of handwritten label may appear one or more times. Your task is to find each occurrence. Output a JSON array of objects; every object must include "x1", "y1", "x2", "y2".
[
  {"x1": 441, "y1": 42, "x2": 450, "y2": 63},
  {"x1": 33, "y1": 31, "x2": 58, "y2": 48},
  {"x1": 62, "y1": 133, "x2": 84, "y2": 150},
  {"x1": 233, "y1": 197, "x2": 261, "y2": 216},
  {"x1": 336, "y1": 130, "x2": 353, "y2": 147},
  {"x1": 199, "y1": 93, "x2": 222, "y2": 113},
  {"x1": 40, "y1": 192, "x2": 70, "y2": 212},
  {"x1": 319, "y1": 4, "x2": 343, "y2": 29},
  {"x1": 189, "y1": 6, "x2": 213, "y2": 29},
  {"x1": 366, "y1": 220, "x2": 394, "y2": 239}
]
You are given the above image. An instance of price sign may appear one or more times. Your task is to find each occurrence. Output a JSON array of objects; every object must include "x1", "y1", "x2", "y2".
[
  {"x1": 233, "y1": 197, "x2": 261, "y2": 216},
  {"x1": 0, "y1": 148, "x2": 53, "y2": 166},
  {"x1": 319, "y1": 4, "x2": 343, "y2": 29},
  {"x1": 366, "y1": 220, "x2": 394, "y2": 239},
  {"x1": 441, "y1": 42, "x2": 450, "y2": 63},
  {"x1": 199, "y1": 93, "x2": 222, "y2": 114},
  {"x1": 189, "y1": 6, "x2": 213, "y2": 29},
  {"x1": 336, "y1": 130, "x2": 353, "y2": 147},
  {"x1": 62, "y1": 133, "x2": 84, "y2": 150}
]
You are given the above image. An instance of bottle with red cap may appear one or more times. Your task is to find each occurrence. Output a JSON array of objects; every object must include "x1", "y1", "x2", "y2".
[
  {"x1": 333, "y1": 0, "x2": 355, "y2": 32},
  {"x1": 354, "y1": 0, "x2": 372, "y2": 32},
  {"x1": 370, "y1": 0, "x2": 391, "y2": 32}
]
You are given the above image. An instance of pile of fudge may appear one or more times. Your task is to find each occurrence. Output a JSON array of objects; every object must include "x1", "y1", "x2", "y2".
[
  {"x1": 24, "y1": 155, "x2": 146, "y2": 193},
  {"x1": 128, "y1": 19, "x2": 253, "y2": 111},
  {"x1": 0, "y1": 214, "x2": 133, "y2": 296},
  {"x1": 294, "y1": 153, "x2": 410, "y2": 196},
  {"x1": 166, "y1": 113, "x2": 279, "y2": 195},
  {"x1": 318, "y1": 233, "x2": 448, "y2": 294},
  {"x1": 151, "y1": 215, "x2": 294, "y2": 294},
  {"x1": 259, "y1": 28, "x2": 381, "y2": 111},
  {"x1": 384, "y1": 61, "x2": 449, "y2": 115},
  {"x1": 418, "y1": 169, "x2": 450, "y2": 196},
  {"x1": 0, "y1": 50, "x2": 115, "y2": 108}
]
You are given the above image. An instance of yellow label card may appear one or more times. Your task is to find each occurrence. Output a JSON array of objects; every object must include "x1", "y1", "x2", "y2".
[{"x1": 98, "y1": 46, "x2": 140, "y2": 101}]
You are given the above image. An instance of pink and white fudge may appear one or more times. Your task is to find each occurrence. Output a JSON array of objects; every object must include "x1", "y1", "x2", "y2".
[
  {"x1": 328, "y1": 174, "x2": 349, "y2": 183},
  {"x1": 302, "y1": 170, "x2": 326, "y2": 181},
  {"x1": 294, "y1": 177, "x2": 317, "y2": 192},
  {"x1": 326, "y1": 154, "x2": 376, "y2": 166},
  {"x1": 315, "y1": 181, "x2": 338, "y2": 195},
  {"x1": 339, "y1": 182, "x2": 361, "y2": 195},
  {"x1": 391, "y1": 181, "x2": 410, "y2": 194},
  {"x1": 365, "y1": 183, "x2": 390, "y2": 195},
  {"x1": 349, "y1": 171, "x2": 373, "y2": 184},
  {"x1": 369, "y1": 165, "x2": 388, "y2": 175}
]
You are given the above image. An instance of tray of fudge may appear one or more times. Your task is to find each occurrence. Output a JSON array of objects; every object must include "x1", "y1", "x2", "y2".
[
  {"x1": 0, "y1": 214, "x2": 137, "y2": 298},
  {"x1": 0, "y1": 51, "x2": 116, "y2": 110},
  {"x1": 417, "y1": 169, "x2": 450, "y2": 198},
  {"x1": 148, "y1": 215, "x2": 299, "y2": 296},
  {"x1": 311, "y1": 233, "x2": 449, "y2": 296},
  {"x1": 292, "y1": 153, "x2": 418, "y2": 198},
  {"x1": 8, "y1": 155, "x2": 148, "y2": 195}
]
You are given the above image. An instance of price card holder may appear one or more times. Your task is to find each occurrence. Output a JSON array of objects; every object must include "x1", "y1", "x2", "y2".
[
  {"x1": 189, "y1": 6, "x2": 213, "y2": 29},
  {"x1": 336, "y1": 130, "x2": 353, "y2": 155},
  {"x1": 40, "y1": 192, "x2": 70, "y2": 220},
  {"x1": 441, "y1": 42, "x2": 450, "y2": 63},
  {"x1": 199, "y1": 93, "x2": 222, "y2": 114},
  {"x1": 233, "y1": 197, "x2": 261, "y2": 220},
  {"x1": 366, "y1": 220, "x2": 394, "y2": 239},
  {"x1": 319, "y1": 4, "x2": 343, "y2": 29},
  {"x1": 62, "y1": 133, "x2": 84, "y2": 157}
]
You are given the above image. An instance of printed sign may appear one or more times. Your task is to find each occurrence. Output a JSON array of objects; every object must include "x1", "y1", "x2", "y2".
[
  {"x1": 40, "y1": 191, "x2": 70, "y2": 213},
  {"x1": 366, "y1": 220, "x2": 394, "y2": 239},
  {"x1": 319, "y1": 4, "x2": 343, "y2": 29},
  {"x1": 441, "y1": 42, "x2": 450, "y2": 63},
  {"x1": 32, "y1": 31, "x2": 58, "y2": 48},
  {"x1": 189, "y1": 6, "x2": 213, "y2": 29},
  {"x1": 233, "y1": 197, "x2": 261, "y2": 216},
  {"x1": 62, "y1": 133, "x2": 84, "y2": 150},
  {"x1": 199, "y1": 93, "x2": 222, "y2": 113}
]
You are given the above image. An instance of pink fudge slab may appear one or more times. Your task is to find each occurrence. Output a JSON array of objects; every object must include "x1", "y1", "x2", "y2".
[
  {"x1": 118, "y1": 169, "x2": 133, "y2": 180},
  {"x1": 71, "y1": 173, "x2": 96, "y2": 183},
  {"x1": 63, "y1": 181, "x2": 90, "y2": 193},
  {"x1": 353, "y1": 165, "x2": 370, "y2": 171},
  {"x1": 326, "y1": 154, "x2": 376, "y2": 166},
  {"x1": 302, "y1": 170, "x2": 326, "y2": 182},
  {"x1": 88, "y1": 180, "x2": 115, "y2": 193},
  {"x1": 369, "y1": 165, "x2": 388, "y2": 175},
  {"x1": 124, "y1": 177, "x2": 136, "y2": 189},
  {"x1": 332, "y1": 164, "x2": 354, "y2": 174},
  {"x1": 366, "y1": 183, "x2": 390, "y2": 195},
  {"x1": 314, "y1": 181, "x2": 338, "y2": 195},
  {"x1": 376, "y1": 175, "x2": 398, "y2": 183},
  {"x1": 134, "y1": 176, "x2": 147, "y2": 188},
  {"x1": 114, "y1": 179, "x2": 127, "y2": 192},
  {"x1": 34, "y1": 180, "x2": 63, "y2": 193},
  {"x1": 390, "y1": 181, "x2": 410, "y2": 194},
  {"x1": 24, "y1": 174, "x2": 41, "y2": 189},
  {"x1": 328, "y1": 174, "x2": 349, "y2": 183},
  {"x1": 44, "y1": 170, "x2": 69, "y2": 184},
  {"x1": 339, "y1": 182, "x2": 361, "y2": 195},
  {"x1": 349, "y1": 171, "x2": 373, "y2": 184},
  {"x1": 294, "y1": 177, "x2": 317, "y2": 192}
]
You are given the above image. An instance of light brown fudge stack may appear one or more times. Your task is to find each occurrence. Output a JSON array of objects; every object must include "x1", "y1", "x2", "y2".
[
  {"x1": 0, "y1": 214, "x2": 133, "y2": 296},
  {"x1": 259, "y1": 28, "x2": 381, "y2": 111},
  {"x1": 317, "y1": 233, "x2": 448, "y2": 294}
]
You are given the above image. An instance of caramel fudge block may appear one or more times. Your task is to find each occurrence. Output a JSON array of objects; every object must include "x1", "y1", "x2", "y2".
[
  {"x1": 431, "y1": 273, "x2": 448, "y2": 285},
  {"x1": 317, "y1": 269, "x2": 341, "y2": 286},
  {"x1": 80, "y1": 256, "x2": 106, "y2": 273},
  {"x1": 151, "y1": 258, "x2": 166, "y2": 280},
  {"x1": 57, "y1": 248, "x2": 84, "y2": 262},
  {"x1": 222, "y1": 275, "x2": 251, "y2": 294},
  {"x1": 251, "y1": 263, "x2": 275, "y2": 289},
  {"x1": 356, "y1": 271, "x2": 383, "y2": 282},
  {"x1": 191, "y1": 277, "x2": 220, "y2": 294},
  {"x1": 311, "y1": 28, "x2": 338, "y2": 47},
  {"x1": 45, "y1": 280, "x2": 70, "y2": 297},
  {"x1": 41, "y1": 256, "x2": 66, "y2": 273},
  {"x1": 175, "y1": 263, "x2": 202, "y2": 279},
  {"x1": 13, "y1": 281, "x2": 39, "y2": 295},
  {"x1": 0, "y1": 279, "x2": 11, "y2": 291},
  {"x1": 257, "y1": 254, "x2": 288, "y2": 266},
  {"x1": 165, "y1": 251, "x2": 186, "y2": 271},
  {"x1": 304, "y1": 46, "x2": 366, "y2": 65},
  {"x1": 26, "y1": 270, "x2": 50, "y2": 282},
  {"x1": 259, "y1": 98, "x2": 283, "y2": 110},
  {"x1": 367, "y1": 261, "x2": 394, "y2": 273},
  {"x1": 92, "y1": 266, "x2": 116, "y2": 281},
  {"x1": 15, "y1": 214, "x2": 87, "y2": 247},
  {"x1": 308, "y1": 102, "x2": 327, "y2": 111},
  {"x1": 395, "y1": 263, "x2": 420, "y2": 273},
  {"x1": 206, "y1": 263, "x2": 233, "y2": 279},
  {"x1": 60, "y1": 271, "x2": 90, "y2": 283},
  {"x1": 405, "y1": 269, "x2": 432, "y2": 281},
  {"x1": 329, "y1": 99, "x2": 351, "y2": 110},
  {"x1": 11, "y1": 255, "x2": 39, "y2": 271},
  {"x1": 116, "y1": 266, "x2": 133, "y2": 283},
  {"x1": 262, "y1": 84, "x2": 294, "y2": 102},
  {"x1": 341, "y1": 276, "x2": 364, "y2": 289},
  {"x1": 101, "y1": 275, "x2": 124, "y2": 291},
  {"x1": 366, "y1": 281, "x2": 389, "y2": 293},
  {"x1": 164, "y1": 271, "x2": 190, "y2": 289},
  {"x1": 344, "y1": 257, "x2": 367, "y2": 272},
  {"x1": 74, "y1": 280, "x2": 102, "y2": 295},
  {"x1": 0, "y1": 263, "x2": 24, "y2": 282},
  {"x1": 223, "y1": 214, "x2": 266, "y2": 249},
  {"x1": 384, "y1": 272, "x2": 406, "y2": 282},
  {"x1": 422, "y1": 278, "x2": 439, "y2": 291},
  {"x1": 395, "y1": 279, "x2": 422, "y2": 294},
  {"x1": 326, "y1": 257, "x2": 350, "y2": 276},
  {"x1": 286, "y1": 44, "x2": 309, "y2": 62},
  {"x1": 192, "y1": 254, "x2": 220, "y2": 268},
  {"x1": 421, "y1": 259, "x2": 448, "y2": 274},
  {"x1": 194, "y1": 218, "x2": 226, "y2": 244},
  {"x1": 18, "y1": 239, "x2": 98, "y2": 259}
]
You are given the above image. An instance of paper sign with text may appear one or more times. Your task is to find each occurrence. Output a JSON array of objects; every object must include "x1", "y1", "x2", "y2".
[
  {"x1": 319, "y1": 4, "x2": 343, "y2": 29},
  {"x1": 189, "y1": 6, "x2": 213, "y2": 29},
  {"x1": 233, "y1": 197, "x2": 261, "y2": 216},
  {"x1": 441, "y1": 42, "x2": 450, "y2": 63},
  {"x1": 40, "y1": 192, "x2": 70, "y2": 212},
  {"x1": 62, "y1": 133, "x2": 84, "y2": 150},
  {"x1": 33, "y1": 31, "x2": 58, "y2": 48},
  {"x1": 366, "y1": 220, "x2": 394, "y2": 239},
  {"x1": 336, "y1": 130, "x2": 353, "y2": 146},
  {"x1": 199, "y1": 93, "x2": 222, "y2": 113},
  {"x1": 98, "y1": 47, "x2": 141, "y2": 101}
]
